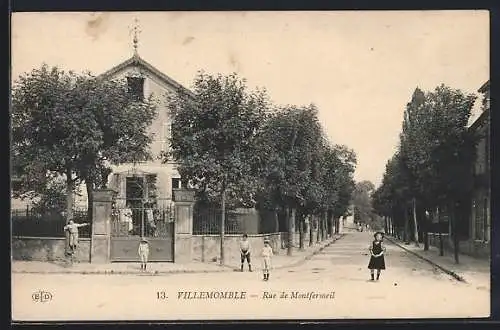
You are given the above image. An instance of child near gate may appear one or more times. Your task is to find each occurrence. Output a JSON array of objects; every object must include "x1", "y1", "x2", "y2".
[
  {"x1": 368, "y1": 231, "x2": 386, "y2": 281},
  {"x1": 239, "y1": 234, "x2": 252, "y2": 272},
  {"x1": 261, "y1": 239, "x2": 273, "y2": 281},
  {"x1": 64, "y1": 220, "x2": 89, "y2": 256},
  {"x1": 138, "y1": 237, "x2": 150, "y2": 271}
]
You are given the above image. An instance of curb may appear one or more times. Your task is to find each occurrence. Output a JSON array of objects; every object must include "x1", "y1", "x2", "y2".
[
  {"x1": 13, "y1": 268, "x2": 232, "y2": 276},
  {"x1": 12, "y1": 235, "x2": 344, "y2": 276},
  {"x1": 385, "y1": 236, "x2": 467, "y2": 283}
]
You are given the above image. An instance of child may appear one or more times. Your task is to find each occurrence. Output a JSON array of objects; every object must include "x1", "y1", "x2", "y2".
[
  {"x1": 368, "y1": 231, "x2": 386, "y2": 281},
  {"x1": 261, "y1": 239, "x2": 273, "y2": 281},
  {"x1": 138, "y1": 237, "x2": 150, "y2": 271},
  {"x1": 239, "y1": 234, "x2": 252, "y2": 272},
  {"x1": 64, "y1": 220, "x2": 89, "y2": 255}
]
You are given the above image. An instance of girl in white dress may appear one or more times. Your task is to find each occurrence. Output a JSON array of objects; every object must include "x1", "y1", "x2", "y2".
[{"x1": 261, "y1": 239, "x2": 273, "y2": 281}]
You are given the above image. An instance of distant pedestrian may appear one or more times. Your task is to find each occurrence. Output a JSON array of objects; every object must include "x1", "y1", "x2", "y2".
[
  {"x1": 261, "y1": 239, "x2": 273, "y2": 281},
  {"x1": 64, "y1": 220, "x2": 89, "y2": 255},
  {"x1": 138, "y1": 237, "x2": 150, "y2": 271},
  {"x1": 368, "y1": 231, "x2": 386, "y2": 281},
  {"x1": 240, "y1": 234, "x2": 252, "y2": 272}
]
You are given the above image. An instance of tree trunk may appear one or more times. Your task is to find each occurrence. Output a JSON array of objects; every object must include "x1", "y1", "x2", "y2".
[
  {"x1": 66, "y1": 169, "x2": 74, "y2": 224},
  {"x1": 451, "y1": 201, "x2": 460, "y2": 264},
  {"x1": 309, "y1": 215, "x2": 314, "y2": 246},
  {"x1": 299, "y1": 212, "x2": 304, "y2": 250},
  {"x1": 423, "y1": 209, "x2": 430, "y2": 251},
  {"x1": 86, "y1": 179, "x2": 94, "y2": 223},
  {"x1": 316, "y1": 216, "x2": 320, "y2": 243},
  {"x1": 220, "y1": 189, "x2": 226, "y2": 265},
  {"x1": 274, "y1": 210, "x2": 279, "y2": 232},
  {"x1": 327, "y1": 212, "x2": 333, "y2": 237},
  {"x1": 437, "y1": 206, "x2": 444, "y2": 256},
  {"x1": 404, "y1": 207, "x2": 409, "y2": 244},
  {"x1": 412, "y1": 198, "x2": 419, "y2": 247},
  {"x1": 287, "y1": 208, "x2": 296, "y2": 256}
]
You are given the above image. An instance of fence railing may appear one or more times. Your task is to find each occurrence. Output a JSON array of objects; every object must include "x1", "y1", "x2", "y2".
[
  {"x1": 193, "y1": 207, "x2": 241, "y2": 235},
  {"x1": 11, "y1": 208, "x2": 90, "y2": 238}
]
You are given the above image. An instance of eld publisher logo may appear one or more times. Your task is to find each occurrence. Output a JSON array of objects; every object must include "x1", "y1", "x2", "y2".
[{"x1": 32, "y1": 290, "x2": 53, "y2": 303}]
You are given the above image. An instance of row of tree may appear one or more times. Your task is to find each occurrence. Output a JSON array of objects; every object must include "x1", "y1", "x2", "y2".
[
  {"x1": 372, "y1": 85, "x2": 478, "y2": 264},
  {"x1": 12, "y1": 66, "x2": 358, "y2": 265},
  {"x1": 167, "y1": 72, "x2": 357, "y2": 263}
]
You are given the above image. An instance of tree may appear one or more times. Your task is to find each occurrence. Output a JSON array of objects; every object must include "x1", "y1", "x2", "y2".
[
  {"x1": 256, "y1": 104, "x2": 327, "y2": 255},
  {"x1": 166, "y1": 72, "x2": 268, "y2": 265},
  {"x1": 11, "y1": 64, "x2": 157, "y2": 222},
  {"x1": 422, "y1": 85, "x2": 477, "y2": 263},
  {"x1": 376, "y1": 84, "x2": 477, "y2": 263},
  {"x1": 352, "y1": 180, "x2": 375, "y2": 226},
  {"x1": 323, "y1": 145, "x2": 357, "y2": 235}
]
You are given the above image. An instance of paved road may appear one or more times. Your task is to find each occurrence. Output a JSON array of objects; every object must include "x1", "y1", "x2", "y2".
[{"x1": 12, "y1": 231, "x2": 489, "y2": 321}]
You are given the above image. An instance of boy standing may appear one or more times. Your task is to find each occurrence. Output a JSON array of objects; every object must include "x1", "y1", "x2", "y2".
[
  {"x1": 261, "y1": 239, "x2": 273, "y2": 281},
  {"x1": 138, "y1": 237, "x2": 150, "y2": 271},
  {"x1": 239, "y1": 234, "x2": 252, "y2": 272},
  {"x1": 64, "y1": 220, "x2": 89, "y2": 255}
]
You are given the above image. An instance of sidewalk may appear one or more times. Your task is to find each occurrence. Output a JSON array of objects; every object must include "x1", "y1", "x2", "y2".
[
  {"x1": 385, "y1": 235, "x2": 490, "y2": 289},
  {"x1": 12, "y1": 234, "x2": 343, "y2": 275},
  {"x1": 221, "y1": 233, "x2": 344, "y2": 271}
]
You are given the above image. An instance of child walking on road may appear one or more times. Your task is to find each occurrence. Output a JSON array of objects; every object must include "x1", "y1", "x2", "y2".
[
  {"x1": 261, "y1": 239, "x2": 273, "y2": 281},
  {"x1": 240, "y1": 234, "x2": 252, "y2": 272},
  {"x1": 138, "y1": 237, "x2": 150, "y2": 271},
  {"x1": 368, "y1": 231, "x2": 386, "y2": 281}
]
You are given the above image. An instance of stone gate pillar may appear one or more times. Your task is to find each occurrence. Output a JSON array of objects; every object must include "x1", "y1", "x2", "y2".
[
  {"x1": 90, "y1": 189, "x2": 116, "y2": 263},
  {"x1": 173, "y1": 188, "x2": 195, "y2": 263}
]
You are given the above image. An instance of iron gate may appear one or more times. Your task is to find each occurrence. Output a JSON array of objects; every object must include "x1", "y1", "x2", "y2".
[{"x1": 110, "y1": 197, "x2": 175, "y2": 262}]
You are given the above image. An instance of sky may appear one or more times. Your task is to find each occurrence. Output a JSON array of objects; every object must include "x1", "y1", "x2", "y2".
[{"x1": 11, "y1": 11, "x2": 489, "y2": 187}]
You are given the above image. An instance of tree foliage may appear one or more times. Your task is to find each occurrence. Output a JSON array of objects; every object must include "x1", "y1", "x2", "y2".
[
  {"x1": 11, "y1": 64, "x2": 157, "y2": 219},
  {"x1": 373, "y1": 84, "x2": 477, "y2": 255},
  {"x1": 166, "y1": 71, "x2": 268, "y2": 208}
]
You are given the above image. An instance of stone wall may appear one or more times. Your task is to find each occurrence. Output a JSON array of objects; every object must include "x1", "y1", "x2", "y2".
[
  {"x1": 192, "y1": 233, "x2": 282, "y2": 263},
  {"x1": 12, "y1": 237, "x2": 91, "y2": 262}
]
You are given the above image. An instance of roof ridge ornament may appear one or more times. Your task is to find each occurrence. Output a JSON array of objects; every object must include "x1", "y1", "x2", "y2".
[{"x1": 129, "y1": 17, "x2": 141, "y2": 57}]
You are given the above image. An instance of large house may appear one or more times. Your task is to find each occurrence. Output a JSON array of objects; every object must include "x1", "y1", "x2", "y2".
[{"x1": 98, "y1": 52, "x2": 193, "y2": 210}]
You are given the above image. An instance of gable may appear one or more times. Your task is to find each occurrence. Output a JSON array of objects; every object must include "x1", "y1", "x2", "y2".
[{"x1": 98, "y1": 55, "x2": 194, "y2": 98}]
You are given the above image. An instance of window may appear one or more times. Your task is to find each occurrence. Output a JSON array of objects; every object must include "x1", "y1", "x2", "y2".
[
  {"x1": 475, "y1": 139, "x2": 486, "y2": 175},
  {"x1": 172, "y1": 178, "x2": 181, "y2": 190},
  {"x1": 161, "y1": 123, "x2": 172, "y2": 153},
  {"x1": 127, "y1": 76, "x2": 145, "y2": 101},
  {"x1": 11, "y1": 178, "x2": 22, "y2": 192}
]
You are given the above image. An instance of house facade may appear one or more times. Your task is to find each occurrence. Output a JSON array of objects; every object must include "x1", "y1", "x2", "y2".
[
  {"x1": 466, "y1": 80, "x2": 490, "y2": 257},
  {"x1": 427, "y1": 80, "x2": 490, "y2": 258},
  {"x1": 72, "y1": 53, "x2": 193, "y2": 210}
]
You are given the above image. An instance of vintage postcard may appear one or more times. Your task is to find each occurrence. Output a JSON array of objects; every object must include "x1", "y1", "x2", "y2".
[{"x1": 11, "y1": 11, "x2": 490, "y2": 321}]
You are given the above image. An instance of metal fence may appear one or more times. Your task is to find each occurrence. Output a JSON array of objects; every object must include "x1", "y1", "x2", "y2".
[
  {"x1": 111, "y1": 198, "x2": 175, "y2": 238},
  {"x1": 11, "y1": 208, "x2": 90, "y2": 238},
  {"x1": 193, "y1": 207, "x2": 241, "y2": 235}
]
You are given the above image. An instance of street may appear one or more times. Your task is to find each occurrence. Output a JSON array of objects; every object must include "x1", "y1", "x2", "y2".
[{"x1": 12, "y1": 231, "x2": 489, "y2": 321}]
